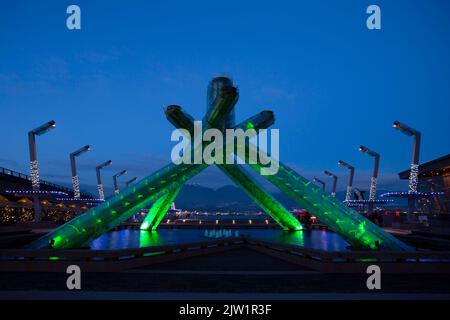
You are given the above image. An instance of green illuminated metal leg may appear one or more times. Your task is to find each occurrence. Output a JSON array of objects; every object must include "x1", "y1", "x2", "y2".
[
  {"x1": 218, "y1": 164, "x2": 302, "y2": 230},
  {"x1": 27, "y1": 162, "x2": 207, "y2": 249},
  {"x1": 246, "y1": 143, "x2": 411, "y2": 251},
  {"x1": 166, "y1": 106, "x2": 302, "y2": 231},
  {"x1": 140, "y1": 186, "x2": 181, "y2": 231},
  {"x1": 139, "y1": 85, "x2": 241, "y2": 231},
  {"x1": 140, "y1": 163, "x2": 302, "y2": 232},
  {"x1": 27, "y1": 75, "x2": 408, "y2": 252},
  {"x1": 27, "y1": 99, "x2": 271, "y2": 249},
  {"x1": 168, "y1": 106, "x2": 411, "y2": 251}
]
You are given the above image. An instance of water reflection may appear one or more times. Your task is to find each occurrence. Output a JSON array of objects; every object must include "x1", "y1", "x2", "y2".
[
  {"x1": 139, "y1": 231, "x2": 164, "y2": 248},
  {"x1": 91, "y1": 228, "x2": 139, "y2": 250},
  {"x1": 204, "y1": 229, "x2": 240, "y2": 239},
  {"x1": 90, "y1": 228, "x2": 349, "y2": 252},
  {"x1": 272, "y1": 230, "x2": 304, "y2": 247}
]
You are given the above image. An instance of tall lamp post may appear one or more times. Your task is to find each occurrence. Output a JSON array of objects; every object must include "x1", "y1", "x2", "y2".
[
  {"x1": 126, "y1": 177, "x2": 137, "y2": 187},
  {"x1": 393, "y1": 121, "x2": 421, "y2": 215},
  {"x1": 28, "y1": 120, "x2": 57, "y2": 191},
  {"x1": 70, "y1": 145, "x2": 91, "y2": 198},
  {"x1": 392, "y1": 121, "x2": 421, "y2": 193},
  {"x1": 338, "y1": 160, "x2": 355, "y2": 202},
  {"x1": 324, "y1": 170, "x2": 338, "y2": 197},
  {"x1": 359, "y1": 145, "x2": 380, "y2": 200},
  {"x1": 313, "y1": 177, "x2": 325, "y2": 190},
  {"x1": 113, "y1": 170, "x2": 127, "y2": 195},
  {"x1": 28, "y1": 120, "x2": 56, "y2": 222},
  {"x1": 96, "y1": 160, "x2": 112, "y2": 200}
]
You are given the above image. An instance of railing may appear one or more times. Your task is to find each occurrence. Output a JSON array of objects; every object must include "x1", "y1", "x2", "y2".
[
  {"x1": 0, "y1": 237, "x2": 246, "y2": 262},
  {"x1": 245, "y1": 237, "x2": 450, "y2": 263},
  {"x1": 0, "y1": 167, "x2": 31, "y2": 181},
  {"x1": 0, "y1": 166, "x2": 93, "y2": 198}
]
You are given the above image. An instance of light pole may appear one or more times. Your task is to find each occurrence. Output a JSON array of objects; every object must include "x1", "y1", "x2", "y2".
[
  {"x1": 393, "y1": 121, "x2": 421, "y2": 216},
  {"x1": 359, "y1": 145, "x2": 380, "y2": 200},
  {"x1": 96, "y1": 160, "x2": 112, "y2": 200},
  {"x1": 28, "y1": 120, "x2": 56, "y2": 191},
  {"x1": 324, "y1": 170, "x2": 338, "y2": 197},
  {"x1": 126, "y1": 177, "x2": 137, "y2": 187},
  {"x1": 28, "y1": 120, "x2": 56, "y2": 222},
  {"x1": 70, "y1": 145, "x2": 91, "y2": 198},
  {"x1": 392, "y1": 121, "x2": 421, "y2": 193},
  {"x1": 338, "y1": 160, "x2": 355, "y2": 202},
  {"x1": 113, "y1": 170, "x2": 127, "y2": 195},
  {"x1": 313, "y1": 177, "x2": 325, "y2": 190}
]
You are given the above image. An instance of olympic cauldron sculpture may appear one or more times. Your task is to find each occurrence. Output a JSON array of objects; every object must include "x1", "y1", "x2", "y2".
[{"x1": 29, "y1": 77, "x2": 410, "y2": 251}]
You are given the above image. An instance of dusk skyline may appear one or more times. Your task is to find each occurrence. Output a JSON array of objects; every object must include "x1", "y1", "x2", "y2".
[
  {"x1": 1, "y1": 1, "x2": 450, "y2": 304},
  {"x1": 1, "y1": 0, "x2": 449, "y2": 196}
]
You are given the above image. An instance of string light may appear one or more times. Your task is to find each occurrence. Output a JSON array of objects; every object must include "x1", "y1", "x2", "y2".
[
  {"x1": 369, "y1": 177, "x2": 377, "y2": 200},
  {"x1": 72, "y1": 175, "x2": 80, "y2": 199},
  {"x1": 97, "y1": 184, "x2": 105, "y2": 201},
  {"x1": 346, "y1": 199, "x2": 393, "y2": 204},
  {"x1": 345, "y1": 186, "x2": 352, "y2": 202},
  {"x1": 30, "y1": 160, "x2": 39, "y2": 190},
  {"x1": 409, "y1": 163, "x2": 419, "y2": 193},
  {"x1": 56, "y1": 197, "x2": 104, "y2": 202},
  {"x1": 96, "y1": 160, "x2": 112, "y2": 200},
  {"x1": 6, "y1": 190, "x2": 68, "y2": 195},
  {"x1": 381, "y1": 191, "x2": 444, "y2": 197}
]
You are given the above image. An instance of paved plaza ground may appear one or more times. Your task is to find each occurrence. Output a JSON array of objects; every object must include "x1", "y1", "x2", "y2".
[{"x1": 1, "y1": 248, "x2": 450, "y2": 299}]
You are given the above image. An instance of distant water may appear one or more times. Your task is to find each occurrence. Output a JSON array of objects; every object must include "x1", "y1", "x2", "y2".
[{"x1": 90, "y1": 228, "x2": 349, "y2": 252}]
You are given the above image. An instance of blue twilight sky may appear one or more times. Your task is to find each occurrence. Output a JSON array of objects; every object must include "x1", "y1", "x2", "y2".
[{"x1": 0, "y1": 0, "x2": 449, "y2": 196}]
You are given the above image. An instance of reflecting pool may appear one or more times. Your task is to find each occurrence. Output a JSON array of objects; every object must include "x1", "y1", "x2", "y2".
[{"x1": 90, "y1": 228, "x2": 349, "y2": 252}]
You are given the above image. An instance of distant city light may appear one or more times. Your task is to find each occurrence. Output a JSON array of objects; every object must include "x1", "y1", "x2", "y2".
[
  {"x1": 346, "y1": 199, "x2": 393, "y2": 203},
  {"x1": 380, "y1": 191, "x2": 444, "y2": 197},
  {"x1": 56, "y1": 197, "x2": 104, "y2": 202},
  {"x1": 6, "y1": 190, "x2": 68, "y2": 196}
]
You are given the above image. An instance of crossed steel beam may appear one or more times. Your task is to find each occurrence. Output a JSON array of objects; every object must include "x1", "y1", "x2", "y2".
[
  {"x1": 140, "y1": 87, "x2": 301, "y2": 232},
  {"x1": 28, "y1": 87, "x2": 297, "y2": 249},
  {"x1": 147, "y1": 100, "x2": 411, "y2": 251},
  {"x1": 28, "y1": 84, "x2": 411, "y2": 251}
]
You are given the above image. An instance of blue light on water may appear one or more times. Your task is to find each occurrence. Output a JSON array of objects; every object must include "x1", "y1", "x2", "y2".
[{"x1": 90, "y1": 228, "x2": 349, "y2": 252}]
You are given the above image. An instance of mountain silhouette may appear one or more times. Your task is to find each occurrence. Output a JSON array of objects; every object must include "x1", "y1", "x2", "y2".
[{"x1": 173, "y1": 184, "x2": 406, "y2": 212}]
